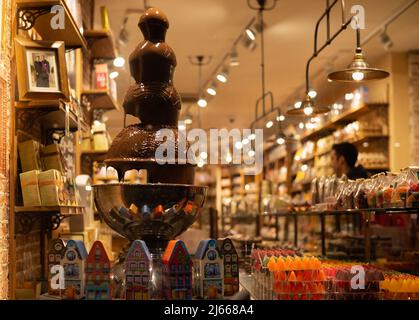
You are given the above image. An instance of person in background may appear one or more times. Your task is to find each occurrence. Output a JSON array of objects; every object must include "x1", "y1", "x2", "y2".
[{"x1": 331, "y1": 142, "x2": 368, "y2": 179}]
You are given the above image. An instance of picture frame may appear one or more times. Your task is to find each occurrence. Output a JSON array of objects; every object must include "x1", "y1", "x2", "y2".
[{"x1": 15, "y1": 38, "x2": 70, "y2": 101}]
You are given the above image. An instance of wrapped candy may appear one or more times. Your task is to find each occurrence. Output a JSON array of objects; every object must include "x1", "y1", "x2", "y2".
[{"x1": 354, "y1": 178, "x2": 369, "y2": 209}]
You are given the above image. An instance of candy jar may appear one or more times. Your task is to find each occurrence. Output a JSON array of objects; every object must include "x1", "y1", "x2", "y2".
[
  {"x1": 342, "y1": 180, "x2": 356, "y2": 210},
  {"x1": 354, "y1": 178, "x2": 369, "y2": 209},
  {"x1": 405, "y1": 166, "x2": 419, "y2": 208},
  {"x1": 382, "y1": 172, "x2": 397, "y2": 208},
  {"x1": 335, "y1": 176, "x2": 348, "y2": 210},
  {"x1": 375, "y1": 173, "x2": 386, "y2": 208},
  {"x1": 367, "y1": 174, "x2": 379, "y2": 208}
]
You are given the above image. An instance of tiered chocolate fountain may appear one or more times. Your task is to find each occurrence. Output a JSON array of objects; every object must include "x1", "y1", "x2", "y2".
[{"x1": 93, "y1": 7, "x2": 207, "y2": 298}]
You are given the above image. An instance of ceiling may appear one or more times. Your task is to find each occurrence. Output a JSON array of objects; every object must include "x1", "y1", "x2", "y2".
[{"x1": 93, "y1": 0, "x2": 419, "y2": 138}]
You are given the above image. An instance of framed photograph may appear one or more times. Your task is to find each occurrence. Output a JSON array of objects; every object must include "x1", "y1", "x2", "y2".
[{"x1": 15, "y1": 38, "x2": 70, "y2": 101}]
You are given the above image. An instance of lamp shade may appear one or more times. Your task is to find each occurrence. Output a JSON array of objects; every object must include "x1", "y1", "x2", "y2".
[
  {"x1": 328, "y1": 51, "x2": 389, "y2": 82},
  {"x1": 286, "y1": 95, "x2": 329, "y2": 116}
]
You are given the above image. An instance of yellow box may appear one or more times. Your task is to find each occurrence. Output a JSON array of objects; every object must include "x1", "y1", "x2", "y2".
[
  {"x1": 18, "y1": 140, "x2": 42, "y2": 172},
  {"x1": 41, "y1": 144, "x2": 66, "y2": 174},
  {"x1": 20, "y1": 170, "x2": 41, "y2": 207},
  {"x1": 38, "y1": 170, "x2": 64, "y2": 206}
]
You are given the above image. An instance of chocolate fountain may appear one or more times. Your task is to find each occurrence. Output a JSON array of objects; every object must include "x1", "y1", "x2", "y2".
[{"x1": 93, "y1": 7, "x2": 207, "y2": 298}]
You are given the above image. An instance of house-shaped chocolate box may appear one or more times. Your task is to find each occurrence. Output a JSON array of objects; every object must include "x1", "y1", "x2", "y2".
[
  {"x1": 194, "y1": 239, "x2": 224, "y2": 299},
  {"x1": 85, "y1": 241, "x2": 112, "y2": 300},
  {"x1": 48, "y1": 238, "x2": 66, "y2": 295},
  {"x1": 125, "y1": 240, "x2": 152, "y2": 300},
  {"x1": 61, "y1": 240, "x2": 88, "y2": 299},
  {"x1": 217, "y1": 238, "x2": 239, "y2": 296},
  {"x1": 162, "y1": 240, "x2": 192, "y2": 300}
]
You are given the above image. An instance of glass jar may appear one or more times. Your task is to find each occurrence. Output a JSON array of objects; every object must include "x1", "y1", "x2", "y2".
[
  {"x1": 382, "y1": 172, "x2": 397, "y2": 208},
  {"x1": 375, "y1": 173, "x2": 387, "y2": 208},
  {"x1": 354, "y1": 178, "x2": 369, "y2": 209}
]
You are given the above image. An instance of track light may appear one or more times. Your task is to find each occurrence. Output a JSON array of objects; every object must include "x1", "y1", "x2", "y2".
[
  {"x1": 197, "y1": 97, "x2": 207, "y2": 108},
  {"x1": 245, "y1": 27, "x2": 256, "y2": 41},
  {"x1": 206, "y1": 83, "x2": 217, "y2": 96},
  {"x1": 183, "y1": 112, "x2": 193, "y2": 125},
  {"x1": 294, "y1": 101, "x2": 302, "y2": 109},
  {"x1": 216, "y1": 67, "x2": 229, "y2": 83},
  {"x1": 229, "y1": 47, "x2": 239, "y2": 67},
  {"x1": 380, "y1": 29, "x2": 393, "y2": 51}
]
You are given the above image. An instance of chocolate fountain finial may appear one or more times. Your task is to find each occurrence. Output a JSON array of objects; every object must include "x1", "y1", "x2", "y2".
[{"x1": 124, "y1": 7, "x2": 180, "y2": 125}]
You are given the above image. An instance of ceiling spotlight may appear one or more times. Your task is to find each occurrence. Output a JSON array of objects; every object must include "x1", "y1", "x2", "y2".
[
  {"x1": 216, "y1": 67, "x2": 229, "y2": 83},
  {"x1": 109, "y1": 71, "x2": 119, "y2": 79},
  {"x1": 197, "y1": 97, "x2": 207, "y2": 108},
  {"x1": 245, "y1": 27, "x2": 256, "y2": 41},
  {"x1": 287, "y1": 95, "x2": 329, "y2": 116},
  {"x1": 308, "y1": 89, "x2": 317, "y2": 99},
  {"x1": 229, "y1": 47, "x2": 239, "y2": 67},
  {"x1": 345, "y1": 93, "x2": 354, "y2": 101},
  {"x1": 249, "y1": 133, "x2": 256, "y2": 140},
  {"x1": 178, "y1": 122, "x2": 186, "y2": 131},
  {"x1": 266, "y1": 120, "x2": 273, "y2": 128},
  {"x1": 206, "y1": 83, "x2": 217, "y2": 96},
  {"x1": 294, "y1": 101, "x2": 302, "y2": 109},
  {"x1": 380, "y1": 29, "x2": 393, "y2": 51},
  {"x1": 184, "y1": 112, "x2": 193, "y2": 125},
  {"x1": 242, "y1": 35, "x2": 257, "y2": 51},
  {"x1": 113, "y1": 56, "x2": 125, "y2": 68},
  {"x1": 328, "y1": 27, "x2": 390, "y2": 82}
]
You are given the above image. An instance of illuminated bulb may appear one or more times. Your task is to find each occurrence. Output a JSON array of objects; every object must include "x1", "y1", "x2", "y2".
[
  {"x1": 308, "y1": 90, "x2": 317, "y2": 99},
  {"x1": 298, "y1": 122, "x2": 305, "y2": 129},
  {"x1": 248, "y1": 150, "x2": 255, "y2": 157},
  {"x1": 352, "y1": 71, "x2": 365, "y2": 81},
  {"x1": 245, "y1": 184, "x2": 250, "y2": 191},
  {"x1": 245, "y1": 28, "x2": 256, "y2": 41},
  {"x1": 197, "y1": 98, "x2": 207, "y2": 108},
  {"x1": 276, "y1": 137, "x2": 285, "y2": 145},
  {"x1": 294, "y1": 101, "x2": 302, "y2": 109},
  {"x1": 249, "y1": 133, "x2": 256, "y2": 140},
  {"x1": 206, "y1": 87, "x2": 217, "y2": 96},
  {"x1": 235, "y1": 141, "x2": 243, "y2": 149},
  {"x1": 197, "y1": 160, "x2": 205, "y2": 168},
  {"x1": 345, "y1": 93, "x2": 354, "y2": 101},
  {"x1": 178, "y1": 122, "x2": 186, "y2": 131},
  {"x1": 113, "y1": 56, "x2": 125, "y2": 68},
  {"x1": 184, "y1": 118, "x2": 192, "y2": 125},
  {"x1": 93, "y1": 120, "x2": 102, "y2": 126},
  {"x1": 277, "y1": 115, "x2": 285, "y2": 122},
  {"x1": 266, "y1": 121, "x2": 273, "y2": 128},
  {"x1": 242, "y1": 138, "x2": 250, "y2": 145},
  {"x1": 109, "y1": 71, "x2": 119, "y2": 79},
  {"x1": 226, "y1": 154, "x2": 233, "y2": 163},
  {"x1": 303, "y1": 106, "x2": 313, "y2": 115},
  {"x1": 200, "y1": 152, "x2": 208, "y2": 160},
  {"x1": 301, "y1": 164, "x2": 308, "y2": 172},
  {"x1": 354, "y1": 92, "x2": 362, "y2": 100},
  {"x1": 85, "y1": 185, "x2": 92, "y2": 191}
]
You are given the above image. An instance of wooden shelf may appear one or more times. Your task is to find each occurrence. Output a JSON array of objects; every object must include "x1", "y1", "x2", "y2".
[
  {"x1": 15, "y1": 100, "x2": 86, "y2": 132},
  {"x1": 15, "y1": 205, "x2": 84, "y2": 215},
  {"x1": 17, "y1": 0, "x2": 87, "y2": 50},
  {"x1": 301, "y1": 103, "x2": 388, "y2": 142},
  {"x1": 81, "y1": 90, "x2": 120, "y2": 111},
  {"x1": 84, "y1": 29, "x2": 117, "y2": 60},
  {"x1": 314, "y1": 135, "x2": 389, "y2": 158}
]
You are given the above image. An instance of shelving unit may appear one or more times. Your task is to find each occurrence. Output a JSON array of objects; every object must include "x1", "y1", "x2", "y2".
[
  {"x1": 84, "y1": 29, "x2": 117, "y2": 60},
  {"x1": 81, "y1": 89, "x2": 120, "y2": 111},
  {"x1": 16, "y1": 0, "x2": 87, "y2": 50},
  {"x1": 262, "y1": 207, "x2": 418, "y2": 261}
]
